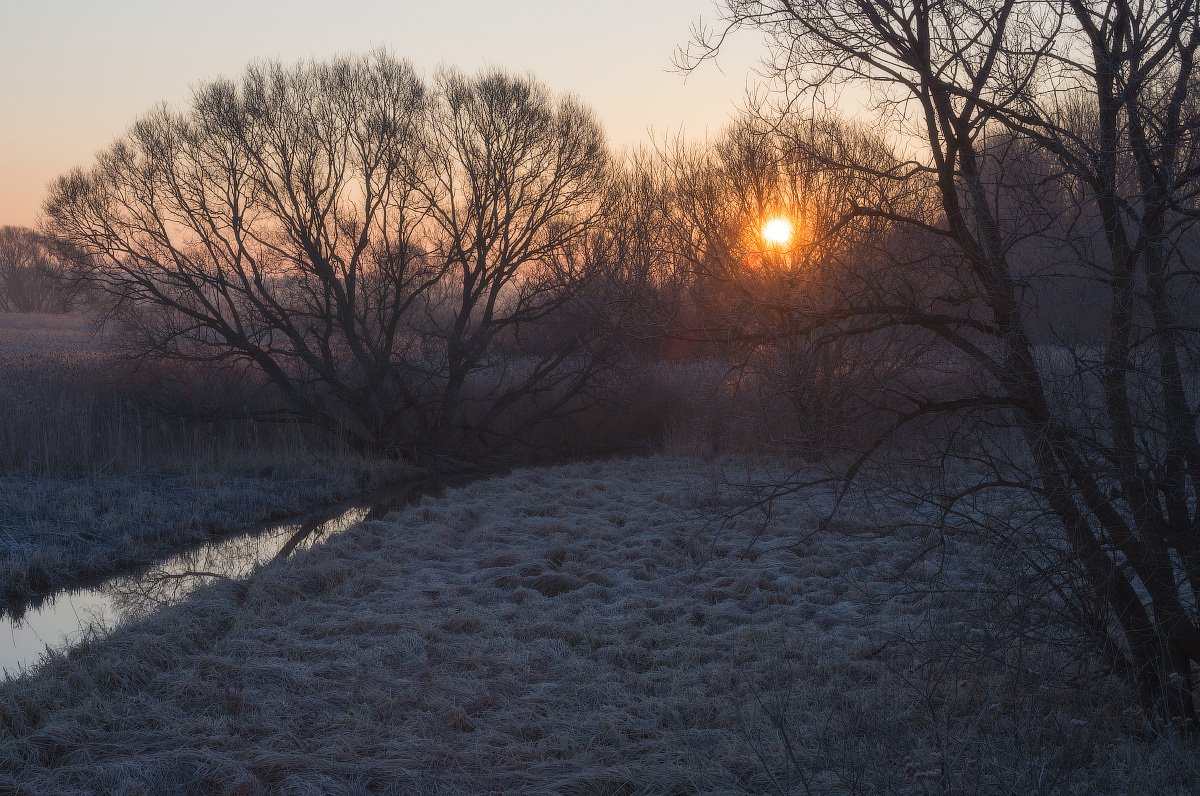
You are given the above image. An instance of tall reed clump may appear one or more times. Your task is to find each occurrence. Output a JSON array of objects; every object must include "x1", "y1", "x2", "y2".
[{"x1": 0, "y1": 353, "x2": 355, "y2": 478}]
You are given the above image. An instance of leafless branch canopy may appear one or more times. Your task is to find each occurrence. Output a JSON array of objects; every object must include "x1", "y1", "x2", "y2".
[
  {"x1": 684, "y1": 0, "x2": 1200, "y2": 724},
  {"x1": 45, "y1": 53, "x2": 613, "y2": 450}
]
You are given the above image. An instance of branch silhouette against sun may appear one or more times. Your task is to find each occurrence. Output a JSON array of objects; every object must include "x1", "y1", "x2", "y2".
[{"x1": 676, "y1": 0, "x2": 1200, "y2": 725}]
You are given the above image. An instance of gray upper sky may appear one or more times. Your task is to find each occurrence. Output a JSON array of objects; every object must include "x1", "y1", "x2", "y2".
[{"x1": 0, "y1": 0, "x2": 765, "y2": 226}]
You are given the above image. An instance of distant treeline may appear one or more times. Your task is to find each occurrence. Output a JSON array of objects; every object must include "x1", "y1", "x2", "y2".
[{"x1": 0, "y1": 226, "x2": 79, "y2": 313}]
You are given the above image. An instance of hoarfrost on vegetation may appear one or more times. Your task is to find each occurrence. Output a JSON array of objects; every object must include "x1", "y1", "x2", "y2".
[
  {"x1": 1, "y1": 457, "x2": 1187, "y2": 794},
  {"x1": 0, "y1": 463, "x2": 397, "y2": 606}
]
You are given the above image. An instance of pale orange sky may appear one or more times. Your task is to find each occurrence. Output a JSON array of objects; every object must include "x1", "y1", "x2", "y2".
[{"x1": 0, "y1": 1, "x2": 766, "y2": 228}]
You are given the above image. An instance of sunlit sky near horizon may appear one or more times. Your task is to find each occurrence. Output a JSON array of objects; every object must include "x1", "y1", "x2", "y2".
[{"x1": 0, "y1": 0, "x2": 768, "y2": 227}]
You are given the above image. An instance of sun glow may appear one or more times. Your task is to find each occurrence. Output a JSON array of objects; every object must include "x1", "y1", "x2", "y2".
[{"x1": 761, "y1": 217, "x2": 794, "y2": 247}]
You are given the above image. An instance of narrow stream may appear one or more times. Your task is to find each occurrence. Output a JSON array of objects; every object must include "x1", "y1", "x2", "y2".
[{"x1": 1, "y1": 472, "x2": 484, "y2": 677}]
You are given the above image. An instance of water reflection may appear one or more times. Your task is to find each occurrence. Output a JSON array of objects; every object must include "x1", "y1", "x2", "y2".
[
  {"x1": 104, "y1": 505, "x2": 369, "y2": 620},
  {"x1": 1, "y1": 473, "x2": 480, "y2": 677}
]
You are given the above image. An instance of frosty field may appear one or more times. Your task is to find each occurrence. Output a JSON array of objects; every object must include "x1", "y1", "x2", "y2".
[{"x1": 1, "y1": 457, "x2": 1190, "y2": 794}]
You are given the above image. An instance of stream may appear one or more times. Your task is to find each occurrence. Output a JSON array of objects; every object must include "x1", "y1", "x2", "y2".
[{"x1": 1, "y1": 471, "x2": 484, "y2": 677}]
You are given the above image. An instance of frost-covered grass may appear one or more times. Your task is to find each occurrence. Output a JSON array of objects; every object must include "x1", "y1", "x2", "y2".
[
  {"x1": 0, "y1": 454, "x2": 408, "y2": 608},
  {"x1": 1, "y1": 457, "x2": 1194, "y2": 794},
  {"x1": 0, "y1": 312, "x2": 100, "y2": 359}
]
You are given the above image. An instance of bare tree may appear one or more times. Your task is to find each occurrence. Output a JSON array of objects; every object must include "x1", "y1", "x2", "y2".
[
  {"x1": 410, "y1": 69, "x2": 611, "y2": 447},
  {"x1": 687, "y1": 0, "x2": 1200, "y2": 724},
  {"x1": 0, "y1": 226, "x2": 77, "y2": 313},
  {"x1": 46, "y1": 53, "x2": 612, "y2": 453}
]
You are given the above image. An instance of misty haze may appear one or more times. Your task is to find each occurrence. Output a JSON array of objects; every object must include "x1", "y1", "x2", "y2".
[{"x1": 2, "y1": 1, "x2": 1200, "y2": 793}]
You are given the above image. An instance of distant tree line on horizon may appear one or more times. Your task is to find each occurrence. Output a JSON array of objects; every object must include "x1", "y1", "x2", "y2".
[{"x1": 0, "y1": 226, "x2": 78, "y2": 313}]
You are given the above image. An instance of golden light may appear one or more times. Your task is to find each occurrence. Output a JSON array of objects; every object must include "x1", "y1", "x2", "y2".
[{"x1": 761, "y1": 217, "x2": 794, "y2": 247}]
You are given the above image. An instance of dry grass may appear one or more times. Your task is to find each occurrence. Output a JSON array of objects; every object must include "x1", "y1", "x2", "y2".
[
  {"x1": 0, "y1": 314, "x2": 321, "y2": 477},
  {"x1": 1, "y1": 457, "x2": 1193, "y2": 794}
]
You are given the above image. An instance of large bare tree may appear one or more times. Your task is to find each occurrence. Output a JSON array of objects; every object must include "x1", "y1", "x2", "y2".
[
  {"x1": 45, "y1": 53, "x2": 612, "y2": 452},
  {"x1": 688, "y1": 0, "x2": 1200, "y2": 724}
]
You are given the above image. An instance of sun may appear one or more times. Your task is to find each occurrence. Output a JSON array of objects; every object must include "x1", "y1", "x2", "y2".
[{"x1": 761, "y1": 217, "x2": 794, "y2": 247}]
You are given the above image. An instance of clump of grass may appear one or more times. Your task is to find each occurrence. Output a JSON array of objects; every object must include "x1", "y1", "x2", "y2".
[{"x1": 0, "y1": 323, "x2": 342, "y2": 478}]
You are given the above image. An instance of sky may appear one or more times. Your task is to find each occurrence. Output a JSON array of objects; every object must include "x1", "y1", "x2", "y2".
[{"x1": 0, "y1": 0, "x2": 767, "y2": 228}]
